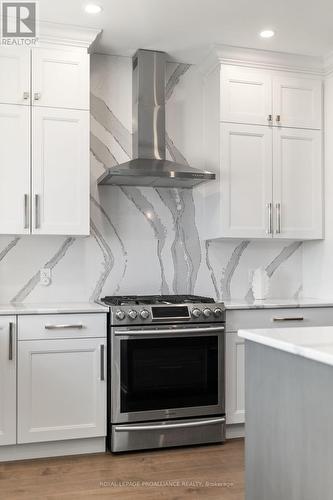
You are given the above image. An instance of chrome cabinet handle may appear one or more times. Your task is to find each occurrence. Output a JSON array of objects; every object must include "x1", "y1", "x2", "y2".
[
  {"x1": 35, "y1": 194, "x2": 40, "y2": 229},
  {"x1": 276, "y1": 114, "x2": 281, "y2": 123},
  {"x1": 24, "y1": 194, "x2": 29, "y2": 229},
  {"x1": 114, "y1": 326, "x2": 225, "y2": 336},
  {"x1": 23, "y1": 92, "x2": 30, "y2": 100},
  {"x1": 267, "y1": 114, "x2": 272, "y2": 123},
  {"x1": 276, "y1": 202, "x2": 281, "y2": 234},
  {"x1": 45, "y1": 324, "x2": 84, "y2": 330},
  {"x1": 114, "y1": 417, "x2": 226, "y2": 432},
  {"x1": 9, "y1": 322, "x2": 14, "y2": 361},
  {"x1": 273, "y1": 317, "x2": 304, "y2": 322},
  {"x1": 100, "y1": 344, "x2": 105, "y2": 381},
  {"x1": 266, "y1": 203, "x2": 273, "y2": 234},
  {"x1": 34, "y1": 92, "x2": 41, "y2": 101}
]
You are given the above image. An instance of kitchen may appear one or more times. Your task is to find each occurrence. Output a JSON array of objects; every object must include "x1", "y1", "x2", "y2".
[{"x1": 0, "y1": 0, "x2": 333, "y2": 498}]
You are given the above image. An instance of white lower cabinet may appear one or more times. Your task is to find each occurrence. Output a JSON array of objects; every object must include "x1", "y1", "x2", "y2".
[
  {"x1": 18, "y1": 337, "x2": 106, "y2": 444},
  {"x1": 225, "y1": 332, "x2": 245, "y2": 425},
  {"x1": 0, "y1": 318, "x2": 16, "y2": 446},
  {"x1": 225, "y1": 307, "x2": 333, "y2": 425}
]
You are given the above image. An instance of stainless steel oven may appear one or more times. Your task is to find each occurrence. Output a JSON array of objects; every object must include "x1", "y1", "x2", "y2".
[{"x1": 102, "y1": 295, "x2": 226, "y2": 452}]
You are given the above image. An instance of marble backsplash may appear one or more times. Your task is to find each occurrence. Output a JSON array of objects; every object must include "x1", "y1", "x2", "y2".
[{"x1": 0, "y1": 54, "x2": 303, "y2": 303}]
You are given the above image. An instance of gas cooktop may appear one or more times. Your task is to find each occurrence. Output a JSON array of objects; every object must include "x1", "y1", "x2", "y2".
[
  {"x1": 101, "y1": 294, "x2": 224, "y2": 325},
  {"x1": 101, "y1": 294, "x2": 216, "y2": 306}
]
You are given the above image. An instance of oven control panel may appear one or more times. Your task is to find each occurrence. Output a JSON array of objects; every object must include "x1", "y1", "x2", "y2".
[{"x1": 110, "y1": 303, "x2": 225, "y2": 325}]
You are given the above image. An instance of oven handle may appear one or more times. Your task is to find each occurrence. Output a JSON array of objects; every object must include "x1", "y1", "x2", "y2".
[
  {"x1": 114, "y1": 325, "x2": 225, "y2": 336},
  {"x1": 114, "y1": 417, "x2": 226, "y2": 432}
]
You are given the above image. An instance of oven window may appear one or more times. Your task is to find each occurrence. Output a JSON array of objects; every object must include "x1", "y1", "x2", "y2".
[{"x1": 120, "y1": 336, "x2": 219, "y2": 412}]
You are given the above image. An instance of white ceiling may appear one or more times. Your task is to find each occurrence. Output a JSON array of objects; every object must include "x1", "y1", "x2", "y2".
[{"x1": 39, "y1": 0, "x2": 333, "y2": 62}]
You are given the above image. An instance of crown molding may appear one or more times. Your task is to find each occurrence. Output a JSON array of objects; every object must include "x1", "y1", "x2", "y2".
[
  {"x1": 38, "y1": 21, "x2": 101, "y2": 50},
  {"x1": 323, "y1": 51, "x2": 333, "y2": 77},
  {"x1": 199, "y1": 44, "x2": 325, "y2": 77}
]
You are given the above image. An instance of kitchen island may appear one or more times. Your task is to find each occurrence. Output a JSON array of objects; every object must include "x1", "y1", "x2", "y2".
[{"x1": 238, "y1": 326, "x2": 333, "y2": 500}]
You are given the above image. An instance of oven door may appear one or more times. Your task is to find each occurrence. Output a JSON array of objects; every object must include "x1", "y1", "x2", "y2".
[{"x1": 110, "y1": 324, "x2": 224, "y2": 423}]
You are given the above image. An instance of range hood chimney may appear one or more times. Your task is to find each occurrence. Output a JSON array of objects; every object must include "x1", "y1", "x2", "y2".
[{"x1": 97, "y1": 49, "x2": 215, "y2": 188}]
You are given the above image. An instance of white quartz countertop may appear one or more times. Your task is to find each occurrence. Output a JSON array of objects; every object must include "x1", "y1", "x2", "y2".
[
  {"x1": 224, "y1": 297, "x2": 333, "y2": 310},
  {"x1": 0, "y1": 302, "x2": 108, "y2": 315},
  {"x1": 239, "y1": 326, "x2": 333, "y2": 367}
]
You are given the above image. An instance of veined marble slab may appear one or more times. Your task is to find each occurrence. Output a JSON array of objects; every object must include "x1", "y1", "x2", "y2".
[
  {"x1": 0, "y1": 302, "x2": 108, "y2": 315},
  {"x1": 239, "y1": 325, "x2": 333, "y2": 367},
  {"x1": 224, "y1": 297, "x2": 333, "y2": 310}
]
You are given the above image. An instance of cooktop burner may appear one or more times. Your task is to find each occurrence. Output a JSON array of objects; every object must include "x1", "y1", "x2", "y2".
[{"x1": 101, "y1": 294, "x2": 215, "y2": 306}]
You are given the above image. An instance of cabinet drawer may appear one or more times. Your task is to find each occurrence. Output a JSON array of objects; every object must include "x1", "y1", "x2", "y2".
[
  {"x1": 226, "y1": 307, "x2": 333, "y2": 332},
  {"x1": 18, "y1": 313, "x2": 106, "y2": 340}
]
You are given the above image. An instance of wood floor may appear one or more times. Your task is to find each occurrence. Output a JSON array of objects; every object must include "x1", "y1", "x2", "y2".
[{"x1": 0, "y1": 439, "x2": 244, "y2": 500}]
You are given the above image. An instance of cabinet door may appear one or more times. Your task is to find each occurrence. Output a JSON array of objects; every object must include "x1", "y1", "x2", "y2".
[
  {"x1": 225, "y1": 332, "x2": 245, "y2": 425},
  {"x1": 220, "y1": 66, "x2": 272, "y2": 125},
  {"x1": 273, "y1": 128, "x2": 323, "y2": 239},
  {"x1": 18, "y1": 338, "x2": 106, "y2": 444},
  {"x1": 0, "y1": 318, "x2": 16, "y2": 446},
  {"x1": 0, "y1": 48, "x2": 30, "y2": 105},
  {"x1": 220, "y1": 123, "x2": 273, "y2": 238},
  {"x1": 273, "y1": 75, "x2": 322, "y2": 129},
  {"x1": 32, "y1": 107, "x2": 89, "y2": 235},
  {"x1": 0, "y1": 104, "x2": 30, "y2": 235},
  {"x1": 32, "y1": 48, "x2": 89, "y2": 110}
]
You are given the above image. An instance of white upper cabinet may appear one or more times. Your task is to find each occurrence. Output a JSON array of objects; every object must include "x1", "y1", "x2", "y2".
[
  {"x1": 0, "y1": 105, "x2": 30, "y2": 234},
  {"x1": 0, "y1": 318, "x2": 16, "y2": 446},
  {"x1": 220, "y1": 123, "x2": 273, "y2": 239},
  {"x1": 273, "y1": 75, "x2": 322, "y2": 129},
  {"x1": 220, "y1": 65, "x2": 322, "y2": 130},
  {"x1": 32, "y1": 107, "x2": 90, "y2": 235},
  {"x1": 0, "y1": 48, "x2": 30, "y2": 105},
  {"x1": 201, "y1": 53, "x2": 324, "y2": 241},
  {"x1": 32, "y1": 48, "x2": 89, "y2": 110},
  {"x1": 221, "y1": 66, "x2": 272, "y2": 126},
  {"x1": 273, "y1": 127, "x2": 323, "y2": 239},
  {"x1": 0, "y1": 29, "x2": 95, "y2": 236}
]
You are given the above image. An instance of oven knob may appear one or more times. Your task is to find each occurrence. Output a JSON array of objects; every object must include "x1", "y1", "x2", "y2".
[
  {"x1": 203, "y1": 308, "x2": 212, "y2": 318},
  {"x1": 116, "y1": 310, "x2": 125, "y2": 321},
  {"x1": 214, "y1": 308, "x2": 223, "y2": 317},
  {"x1": 140, "y1": 309, "x2": 150, "y2": 320},
  {"x1": 192, "y1": 308, "x2": 201, "y2": 318},
  {"x1": 128, "y1": 309, "x2": 138, "y2": 320}
]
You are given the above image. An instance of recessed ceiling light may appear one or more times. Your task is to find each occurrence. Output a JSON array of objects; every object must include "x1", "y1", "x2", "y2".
[
  {"x1": 259, "y1": 29, "x2": 275, "y2": 39},
  {"x1": 84, "y1": 4, "x2": 102, "y2": 14}
]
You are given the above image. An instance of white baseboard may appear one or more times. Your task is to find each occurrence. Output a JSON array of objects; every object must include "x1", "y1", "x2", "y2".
[
  {"x1": 226, "y1": 424, "x2": 245, "y2": 439},
  {"x1": 0, "y1": 437, "x2": 106, "y2": 462}
]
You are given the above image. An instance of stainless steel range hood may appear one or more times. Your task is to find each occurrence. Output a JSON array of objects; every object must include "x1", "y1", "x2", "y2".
[{"x1": 97, "y1": 49, "x2": 215, "y2": 188}]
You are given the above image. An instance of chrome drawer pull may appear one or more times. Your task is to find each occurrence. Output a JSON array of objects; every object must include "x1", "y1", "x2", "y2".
[
  {"x1": 266, "y1": 203, "x2": 273, "y2": 234},
  {"x1": 276, "y1": 202, "x2": 281, "y2": 234},
  {"x1": 100, "y1": 344, "x2": 105, "y2": 381},
  {"x1": 114, "y1": 417, "x2": 226, "y2": 432},
  {"x1": 273, "y1": 317, "x2": 304, "y2": 322},
  {"x1": 35, "y1": 194, "x2": 40, "y2": 229},
  {"x1": 24, "y1": 194, "x2": 29, "y2": 229},
  {"x1": 45, "y1": 324, "x2": 84, "y2": 330},
  {"x1": 9, "y1": 322, "x2": 14, "y2": 361}
]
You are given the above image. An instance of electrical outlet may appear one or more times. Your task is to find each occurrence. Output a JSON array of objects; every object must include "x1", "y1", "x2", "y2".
[{"x1": 40, "y1": 268, "x2": 52, "y2": 286}]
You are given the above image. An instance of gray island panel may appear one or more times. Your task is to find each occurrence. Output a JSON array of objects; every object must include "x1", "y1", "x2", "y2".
[{"x1": 245, "y1": 340, "x2": 333, "y2": 500}]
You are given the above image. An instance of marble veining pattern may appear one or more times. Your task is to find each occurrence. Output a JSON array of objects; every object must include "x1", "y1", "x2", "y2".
[
  {"x1": 0, "y1": 237, "x2": 20, "y2": 263},
  {"x1": 12, "y1": 237, "x2": 76, "y2": 303},
  {"x1": 221, "y1": 241, "x2": 250, "y2": 301},
  {"x1": 0, "y1": 54, "x2": 303, "y2": 303}
]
